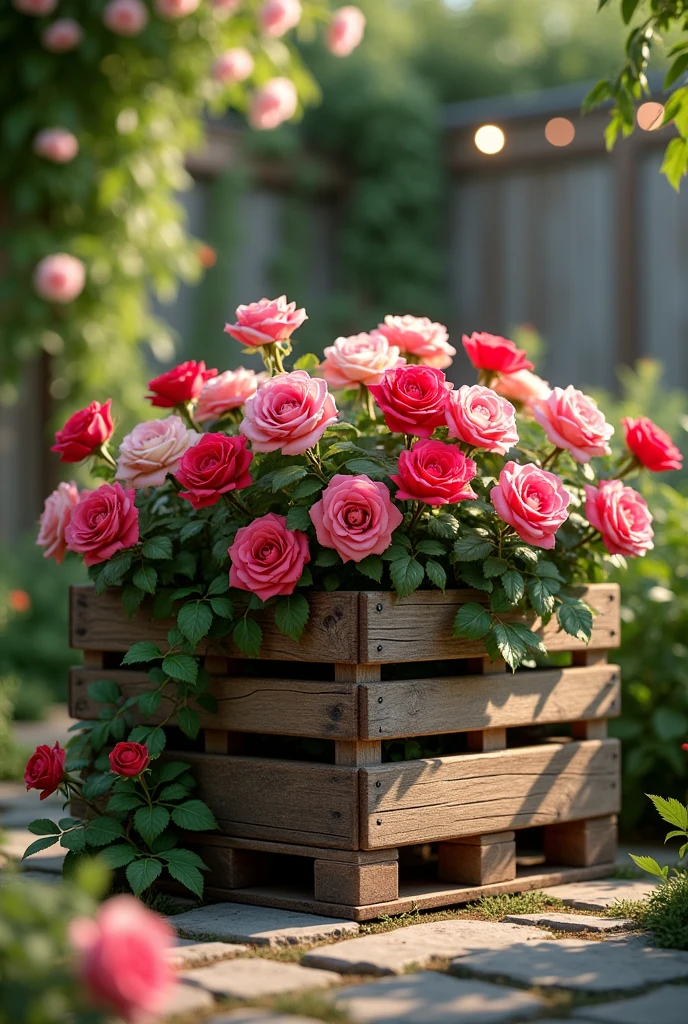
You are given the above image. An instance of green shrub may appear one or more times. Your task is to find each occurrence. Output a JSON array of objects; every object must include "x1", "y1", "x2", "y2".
[{"x1": 643, "y1": 873, "x2": 688, "y2": 950}]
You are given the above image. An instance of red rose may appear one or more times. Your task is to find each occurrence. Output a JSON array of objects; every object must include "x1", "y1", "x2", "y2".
[
  {"x1": 175, "y1": 433, "x2": 253, "y2": 509},
  {"x1": 65, "y1": 483, "x2": 139, "y2": 567},
  {"x1": 462, "y1": 332, "x2": 534, "y2": 376},
  {"x1": 25, "y1": 741, "x2": 66, "y2": 800},
  {"x1": 147, "y1": 361, "x2": 217, "y2": 408},
  {"x1": 368, "y1": 365, "x2": 453, "y2": 437},
  {"x1": 622, "y1": 416, "x2": 683, "y2": 473},
  {"x1": 390, "y1": 439, "x2": 477, "y2": 506},
  {"x1": 682, "y1": 743, "x2": 688, "y2": 751},
  {"x1": 109, "y1": 742, "x2": 150, "y2": 777},
  {"x1": 52, "y1": 400, "x2": 114, "y2": 463}
]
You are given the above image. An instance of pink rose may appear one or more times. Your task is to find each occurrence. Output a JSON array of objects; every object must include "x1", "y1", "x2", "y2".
[
  {"x1": 52, "y1": 399, "x2": 114, "y2": 463},
  {"x1": 33, "y1": 127, "x2": 79, "y2": 164},
  {"x1": 196, "y1": 368, "x2": 264, "y2": 423},
  {"x1": 225, "y1": 294, "x2": 307, "y2": 348},
  {"x1": 103, "y1": 0, "x2": 149, "y2": 36},
  {"x1": 622, "y1": 416, "x2": 683, "y2": 472},
  {"x1": 445, "y1": 385, "x2": 518, "y2": 455},
  {"x1": 390, "y1": 439, "x2": 477, "y2": 506},
  {"x1": 491, "y1": 461, "x2": 571, "y2": 550},
  {"x1": 13, "y1": 0, "x2": 57, "y2": 13},
  {"x1": 585, "y1": 480, "x2": 654, "y2": 558},
  {"x1": 37, "y1": 482, "x2": 79, "y2": 564},
  {"x1": 176, "y1": 433, "x2": 253, "y2": 509},
  {"x1": 463, "y1": 332, "x2": 534, "y2": 376},
  {"x1": 377, "y1": 315, "x2": 456, "y2": 370},
  {"x1": 368, "y1": 364, "x2": 453, "y2": 437},
  {"x1": 41, "y1": 19, "x2": 84, "y2": 52},
  {"x1": 309, "y1": 474, "x2": 403, "y2": 563},
  {"x1": 70, "y1": 896, "x2": 174, "y2": 1024},
  {"x1": 154, "y1": 0, "x2": 200, "y2": 17},
  {"x1": 33, "y1": 253, "x2": 85, "y2": 304},
  {"x1": 147, "y1": 360, "x2": 216, "y2": 408},
  {"x1": 65, "y1": 483, "x2": 139, "y2": 567},
  {"x1": 240, "y1": 370, "x2": 338, "y2": 455},
  {"x1": 258, "y1": 0, "x2": 302, "y2": 37},
  {"x1": 493, "y1": 369, "x2": 552, "y2": 410},
  {"x1": 116, "y1": 416, "x2": 200, "y2": 488},
  {"x1": 213, "y1": 48, "x2": 254, "y2": 84},
  {"x1": 534, "y1": 386, "x2": 614, "y2": 463},
  {"x1": 229, "y1": 512, "x2": 309, "y2": 601},
  {"x1": 318, "y1": 331, "x2": 405, "y2": 389},
  {"x1": 248, "y1": 78, "x2": 298, "y2": 130},
  {"x1": 327, "y1": 6, "x2": 366, "y2": 57}
]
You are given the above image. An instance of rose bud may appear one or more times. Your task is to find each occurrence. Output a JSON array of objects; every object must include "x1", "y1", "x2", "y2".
[
  {"x1": 146, "y1": 360, "x2": 217, "y2": 408},
  {"x1": 326, "y1": 6, "x2": 366, "y2": 57},
  {"x1": 462, "y1": 331, "x2": 534, "y2": 376},
  {"x1": 309, "y1": 474, "x2": 403, "y2": 563},
  {"x1": 390, "y1": 439, "x2": 477, "y2": 506},
  {"x1": 65, "y1": 483, "x2": 139, "y2": 566},
  {"x1": 212, "y1": 48, "x2": 254, "y2": 83},
  {"x1": 229, "y1": 513, "x2": 310, "y2": 601},
  {"x1": 491, "y1": 461, "x2": 571, "y2": 550},
  {"x1": 248, "y1": 78, "x2": 298, "y2": 131},
  {"x1": 33, "y1": 127, "x2": 79, "y2": 164},
  {"x1": 41, "y1": 19, "x2": 84, "y2": 53},
  {"x1": 225, "y1": 294, "x2": 307, "y2": 348},
  {"x1": 622, "y1": 416, "x2": 683, "y2": 473},
  {"x1": 109, "y1": 742, "x2": 150, "y2": 777},
  {"x1": 25, "y1": 741, "x2": 66, "y2": 800},
  {"x1": 52, "y1": 399, "x2": 114, "y2": 463},
  {"x1": 102, "y1": 0, "x2": 149, "y2": 36},
  {"x1": 37, "y1": 481, "x2": 80, "y2": 564},
  {"x1": 176, "y1": 433, "x2": 253, "y2": 509},
  {"x1": 33, "y1": 253, "x2": 86, "y2": 304},
  {"x1": 584, "y1": 480, "x2": 654, "y2": 558}
]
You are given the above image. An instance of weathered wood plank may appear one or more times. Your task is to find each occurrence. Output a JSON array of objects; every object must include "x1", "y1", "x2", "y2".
[
  {"x1": 187, "y1": 833, "x2": 396, "y2": 864},
  {"x1": 360, "y1": 739, "x2": 621, "y2": 849},
  {"x1": 359, "y1": 664, "x2": 620, "y2": 740}
]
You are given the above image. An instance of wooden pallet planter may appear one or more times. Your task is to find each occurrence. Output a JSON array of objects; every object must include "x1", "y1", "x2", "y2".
[{"x1": 69, "y1": 582, "x2": 622, "y2": 921}]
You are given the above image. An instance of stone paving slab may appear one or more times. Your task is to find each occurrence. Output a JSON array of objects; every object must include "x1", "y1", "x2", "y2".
[
  {"x1": 210, "y1": 1013, "x2": 325, "y2": 1024},
  {"x1": 302, "y1": 919, "x2": 545, "y2": 976},
  {"x1": 333, "y1": 971, "x2": 546, "y2": 1023},
  {"x1": 571, "y1": 984, "x2": 688, "y2": 1023},
  {"x1": 181, "y1": 958, "x2": 341, "y2": 999},
  {"x1": 170, "y1": 903, "x2": 359, "y2": 946},
  {"x1": 452, "y1": 938, "x2": 688, "y2": 992},
  {"x1": 158, "y1": 981, "x2": 215, "y2": 1019},
  {"x1": 541, "y1": 879, "x2": 654, "y2": 910},
  {"x1": 166, "y1": 941, "x2": 248, "y2": 969},
  {"x1": 503, "y1": 912, "x2": 634, "y2": 934}
]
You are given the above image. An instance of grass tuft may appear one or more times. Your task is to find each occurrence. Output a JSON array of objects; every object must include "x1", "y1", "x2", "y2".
[
  {"x1": 271, "y1": 991, "x2": 351, "y2": 1022},
  {"x1": 476, "y1": 889, "x2": 564, "y2": 920}
]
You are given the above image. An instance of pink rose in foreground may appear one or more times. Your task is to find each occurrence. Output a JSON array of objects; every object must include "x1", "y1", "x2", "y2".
[
  {"x1": 229, "y1": 512, "x2": 309, "y2": 601},
  {"x1": 585, "y1": 480, "x2": 654, "y2": 557},
  {"x1": 491, "y1": 461, "x2": 570, "y2": 550},
  {"x1": 309, "y1": 474, "x2": 403, "y2": 563},
  {"x1": 37, "y1": 482, "x2": 79, "y2": 564},
  {"x1": 259, "y1": 0, "x2": 302, "y2": 37},
  {"x1": 377, "y1": 315, "x2": 456, "y2": 370},
  {"x1": 622, "y1": 416, "x2": 683, "y2": 472},
  {"x1": 390, "y1": 439, "x2": 477, "y2": 506},
  {"x1": 103, "y1": 0, "x2": 149, "y2": 36},
  {"x1": 176, "y1": 433, "x2": 253, "y2": 509},
  {"x1": 493, "y1": 369, "x2": 552, "y2": 410},
  {"x1": 154, "y1": 0, "x2": 200, "y2": 17},
  {"x1": 33, "y1": 254, "x2": 85, "y2": 304},
  {"x1": 42, "y1": 19, "x2": 84, "y2": 52},
  {"x1": 196, "y1": 368, "x2": 264, "y2": 422},
  {"x1": 240, "y1": 370, "x2": 338, "y2": 455},
  {"x1": 318, "y1": 331, "x2": 404, "y2": 389},
  {"x1": 25, "y1": 742, "x2": 65, "y2": 800},
  {"x1": 445, "y1": 384, "x2": 518, "y2": 455},
  {"x1": 13, "y1": 0, "x2": 57, "y2": 13},
  {"x1": 52, "y1": 399, "x2": 114, "y2": 463},
  {"x1": 225, "y1": 294, "x2": 307, "y2": 348},
  {"x1": 33, "y1": 127, "x2": 79, "y2": 164},
  {"x1": 213, "y1": 48, "x2": 254, "y2": 83},
  {"x1": 116, "y1": 416, "x2": 199, "y2": 488},
  {"x1": 147, "y1": 360, "x2": 216, "y2": 408},
  {"x1": 368, "y1": 364, "x2": 453, "y2": 437},
  {"x1": 463, "y1": 331, "x2": 534, "y2": 376},
  {"x1": 70, "y1": 896, "x2": 174, "y2": 1024},
  {"x1": 327, "y1": 6, "x2": 366, "y2": 57},
  {"x1": 65, "y1": 483, "x2": 139, "y2": 567},
  {"x1": 248, "y1": 78, "x2": 298, "y2": 130},
  {"x1": 534, "y1": 385, "x2": 613, "y2": 463}
]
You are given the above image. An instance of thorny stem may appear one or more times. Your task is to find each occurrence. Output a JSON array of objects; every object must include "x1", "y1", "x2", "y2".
[
  {"x1": 225, "y1": 491, "x2": 251, "y2": 516},
  {"x1": 409, "y1": 501, "x2": 425, "y2": 533},
  {"x1": 178, "y1": 402, "x2": 201, "y2": 432},
  {"x1": 541, "y1": 446, "x2": 562, "y2": 470},
  {"x1": 96, "y1": 444, "x2": 117, "y2": 470},
  {"x1": 404, "y1": 434, "x2": 415, "y2": 451},
  {"x1": 260, "y1": 342, "x2": 286, "y2": 376},
  {"x1": 570, "y1": 527, "x2": 600, "y2": 551},
  {"x1": 360, "y1": 384, "x2": 376, "y2": 421},
  {"x1": 305, "y1": 446, "x2": 328, "y2": 483},
  {"x1": 612, "y1": 455, "x2": 638, "y2": 480}
]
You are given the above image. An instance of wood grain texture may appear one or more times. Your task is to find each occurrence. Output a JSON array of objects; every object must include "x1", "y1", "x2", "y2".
[
  {"x1": 359, "y1": 664, "x2": 621, "y2": 740},
  {"x1": 544, "y1": 814, "x2": 618, "y2": 867},
  {"x1": 313, "y1": 859, "x2": 399, "y2": 906},
  {"x1": 438, "y1": 836, "x2": 516, "y2": 886},
  {"x1": 360, "y1": 739, "x2": 621, "y2": 849},
  {"x1": 189, "y1": 833, "x2": 397, "y2": 864}
]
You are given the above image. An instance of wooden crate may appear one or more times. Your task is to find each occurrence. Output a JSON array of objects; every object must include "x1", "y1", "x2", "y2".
[{"x1": 69, "y1": 582, "x2": 622, "y2": 920}]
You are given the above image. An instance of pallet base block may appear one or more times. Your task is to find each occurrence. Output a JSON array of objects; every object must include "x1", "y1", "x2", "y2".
[
  {"x1": 314, "y1": 858, "x2": 399, "y2": 906},
  {"x1": 438, "y1": 832, "x2": 516, "y2": 886},
  {"x1": 544, "y1": 815, "x2": 618, "y2": 868}
]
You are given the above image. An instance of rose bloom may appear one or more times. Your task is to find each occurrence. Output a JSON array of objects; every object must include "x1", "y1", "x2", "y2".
[
  {"x1": 13, "y1": 0, "x2": 57, "y2": 13},
  {"x1": 109, "y1": 742, "x2": 150, "y2": 777},
  {"x1": 102, "y1": 0, "x2": 149, "y2": 36},
  {"x1": 33, "y1": 127, "x2": 79, "y2": 164},
  {"x1": 52, "y1": 399, "x2": 114, "y2": 462},
  {"x1": 318, "y1": 331, "x2": 404, "y2": 389},
  {"x1": 259, "y1": 0, "x2": 302, "y2": 37},
  {"x1": 248, "y1": 78, "x2": 298, "y2": 130},
  {"x1": 9, "y1": 589, "x2": 31, "y2": 614},
  {"x1": 368, "y1": 364, "x2": 453, "y2": 437},
  {"x1": 25, "y1": 742, "x2": 65, "y2": 800},
  {"x1": 390, "y1": 439, "x2": 477, "y2": 506},
  {"x1": 154, "y1": 0, "x2": 200, "y2": 17},
  {"x1": 116, "y1": 416, "x2": 199, "y2": 488},
  {"x1": 493, "y1": 369, "x2": 552, "y2": 410},
  {"x1": 622, "y1": 416, "x2": 683, "y2": 472},
  {"x1": 445, "y1": 385, "x2": 518, "y2": 455},
  {"x1": 240, "y1": 370, "x2": 338, "y2": 456},
  {"x1": 229, "y1": 512, "x2": 309, "y2": 601},
  {"x1": 585, "y1": 480, "x2": 654, "y2": 558},
  {"x1": 213, "y1": 48, "x2": 254, "y2": 84},
  {"x1": 37, "y1": 482, "x2": 80, "y2": 564},
  {"x1": 377, "y1": 315, "x2": 456, "y2": 370},
  {"x1": 327, "y1": 6, "x2": 366, "y2": 57},
  {"x1": 491, "y1": 461, "x2": 571, "y2": 550},
  {"x1": 196, "y1": 368, "x2": 264, "y2": 423},
  {"x1": 534, "y1": 385, "x2": 614, "y2": 463},
  {"x1": 42, "y1": 19, "x2": 84, "y2": 52},
  {"x1": 225, "y1": 294, "x2": 307, "y2": 348},
  {"x1": 462, "y1": 331, "x2": 534, "y2": 376},
  {"x1": 147, "y1": 360, "x2": 217, "y2": 408},
  {"x1": 310, "y1": 473, "x2": 403, "y2": 563},
  {"x1": 33, "y1": 253, "x2": 85, "y2": 304},
  {"x1": 69, "y1": 896, "x2": 174, "y2": 1024},
  {"x1": 65, "y1": 483, "x2": 139, "y2": 567},
  {"x1": 176, "y1": 433, "x2": 253, "y2": 509}
]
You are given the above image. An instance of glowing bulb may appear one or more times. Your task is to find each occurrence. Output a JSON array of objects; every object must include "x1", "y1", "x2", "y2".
[
  {"x1": 637, "y1": 102, "x2": 664, "y2": 131},
  {"x1": 474, "y1": 124, "x2": 505, "y2": 155},
  {"x1": 545, "y1": 117, "x2": 575, "y2": 147}
]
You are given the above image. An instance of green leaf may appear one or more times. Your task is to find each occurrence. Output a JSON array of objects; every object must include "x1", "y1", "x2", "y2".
[
  {"x1": 159, "y1": 783, "x2": 190, "y2": 802},
  {"x1": 293, "y1": 352, "x2": 319, "y2": 371},
  {"x1": 292, "y1": 477, "x2": 323, "y2": 499},
  {"x1": 60, "y1": 829, "x2": 87, "y2": 853},
  {"x1": 502, "y1": 569, "x2": 525, "y2": 604},
  {"x1": 459, "y1": 563, "x2": 493, "y2": 593},
  {"x1": 491, "y1": 587, "x2": 513, "y2": 614},
  {"x1": 389, "y1": 556, "x2": 425, "y2": 599},
  {"x1": 535, "y1": 561, "x2": 564, "y2": 582},
  {"x1": 144, "y1": 728, "x2": 166, "y2": 758},
  {"x1": 453, "y1": 535, "x2": 493, "y2": 561},
  {"x1": 506, "y1": 622, "x2": 547, "y2": 655},
  {"x1": 647, "y1": 794, "x2": 688, "y2": 832},
  {"x1": 122, "y1": 641, "x2": 162, "y2": 666},
  {"x1": 415, "y1": 539, "x2": 446, "y2": 557},
  {"x1": 138, "y1": 689, "x2": 162, "y2": 717},
  {"x1": 99, "y1": 843, "x2": 137, "y2": 869},
  {"x1": 425, "y1": 560, "x2": 446, "y2": 592},
  {"x1": 512, "y1": 545, "x2": 539, "y2": 565},
  {"x1": 661, "y1": 137, "x2": 688, "y2": 192},
  {"x1": 22, "y1": 836, "x2": 59, "y2": 859},
  {"x1": 27, "y1": 819, "x2": 60, "y2": 836},
  {"x1": 162, "y1": 654, "x2": 198, "y2": 684},
  {"x1": 296, "y1": 566, "x2": 313, "y2": 588},
  {"x1": 621, "y1": 0, "x2": 640, "y2": 23},
  {"x1": 58, "y1": 817, "x2": 78, "y2": 829},
  {"x1": 178, "y1": 707, "x2": 200, "y2": 740},
  {"x1": 426, "y1": 513, "x2": 460, "y2": 539},
  {"x1": 82, "y1": 773, "x2": 115, "y2": 800},
  {"x1": 209, "y1": 597, "x2": 233, "y2": 618},
  {"x1": 232, "y1": 617, "x2": 262, "y2": 657},
  {"x1": 172, "y1": 586, "x2": 203, "y2": 601},
  {"x1": 122, "y1": 584, "x2": 145, "y2": 617},
  {"x1": 86, "y1": 679, "x2": 121, "y2": 705},
  {"x1": 453, "y1": 602, "x2": 491, "y2": 640},
  {"x1": 142, "y1": 537, "x2": 173, "y2": 560},
  {"x1": 557, "y1": 601, "x2": 593, "y2": 643},
  {"x1": 275, "y1": 593, "x2": 310, "y2": 642},
  {"x1": 134, "y1": 806, "x2": 170, "y2": 846},
  {"x1": 582, "y1": 78, "x2": 612, "y2": 114},
  {"x1": 665, "y1": 52, "x2": 688, "y2": 89},
  {"x1": 527, "y1": 579, "x2": 557, "y2": 617},
  {"x1": 315, "y1": 547, "x2": 341, "y2": 567},
  {"x1": 171, "y1": 800, "x2": 217, "y2": 832},
  {"x1": 166, "y1": 861, "x2": 205, "y2": 898},
  {"x1": 272, "y1": 465, "x2": 308, "y2": 491},
  {"x1": 628, "y1": 854, "x2": 669, "y2": 881},
  {"x1": 483, "y1": 556, "x2": 508, "y2": 578},
  {"x1": 345, "y1": 458, "x2": 389, "y2": 480},
  {"x1": 126, "y1": 858, "x2": 163, "y2": 896},
  {"x1": 107, "y1": 792, "x2": 144, "y2": 813},
  {"x1": 84, "y1": 816, "x2": 126, "y2": 847},
  {"x1": 207, "y1": 575, "x2": 229, "y2": 597},
  {"x1": 162, "y1": 847, "x2": 208, "y2": 870},
  {"x1": 133, "y1": 565, "x2": 158, "y2": 594},
  {"x1": 286, "y1": 506, "x2": 312, "y2": 531},
  {"x1": 180, "y1": 520, "x2": 205, "y2": 544},
  {"x1": 177, "y1": 602, "x2": 213, "y2": 646},
  {"x1": 357, "y1": 554, "x2": 383, "y2": 583},
  {"x1": 157, "y1": 761, "x2": 190, "y2": 783},
  {"x1": 485, "y1": 622, "x2": 528, "y2": 672}
]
